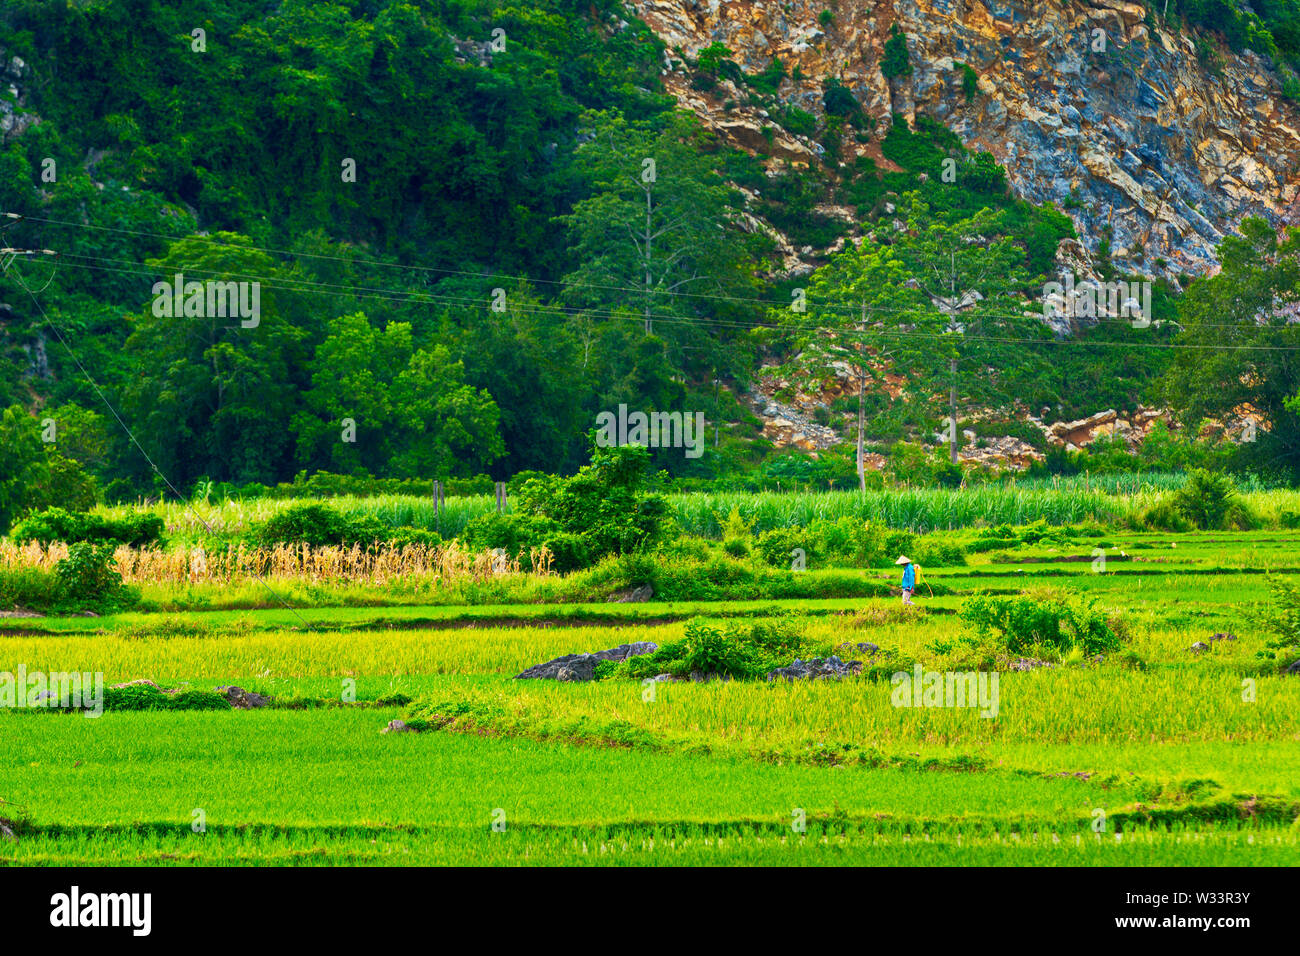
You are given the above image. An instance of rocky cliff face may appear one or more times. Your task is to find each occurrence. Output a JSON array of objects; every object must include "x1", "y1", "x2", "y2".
[{"x1": 635, "y1": 0, "x2": 1300, "y2": 278}]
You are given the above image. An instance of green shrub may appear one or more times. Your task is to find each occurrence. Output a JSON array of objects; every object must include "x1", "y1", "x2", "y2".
[
  {"x1": 612, "y1": 617, "x2": 806, "y2": 680},
  {"x1": 460, "y1": 512, "x2": 590, "y2": 572},
  {"x1": 911, "y1": 534, "x2": 968, "y2": 567},
  {"x1": 955, "y1": 61, "x2": 978, "y2": 101},
  {"x1": 537, "y1": 532, "x2": 591, "y2": 573},
  {"x1": 722, "y1": 537, "x2": 751, "y2": 558},
  {"x1": 1253, "y1": 578, "x2": 1300, "y2": 649},
  {"x1": 256, "y1": 503, "x2": 385, "y2": 547},
  {"x1": 503, "y1": 445, "x2": 671, "y2": 569},
  {"x1": 54, "y1": 542, "x2": 131, "y2": 607},
  {"x1": 755, "y1": 527, "x2": 811, "y2": 566},
  {"x1": 100, "y1": 684, "x2": 231, "y2": 712},
  {"x1": 881, "y1": 25, "x2": 912, "y2": 78},
  {"x1": 387, "y1": 527, "x2": 444, "y2": 549},
  {"x1": 1172, "y1": 469, "x2": 1237, "y2": 529},
  {"x1": 959, "y1": 595, "x2": 1123, "y2": 655},
  {"x1": 0, "y1": 566, "x2": 63, "y2": 610},
  {"x1": 11, "y1": 507, "x2": 165, "y2": 547},
  {"x1": 1137, "y1": 498, "x2": 1193, "y2": 532},
  {"x1": 822, "y1": 78, "x2": 860, "y2": 118}
]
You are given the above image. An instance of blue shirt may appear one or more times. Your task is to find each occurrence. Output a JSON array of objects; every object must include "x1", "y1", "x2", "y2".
[{"x1": 901, "y1": 564, "x2": 915, "y2": 589}]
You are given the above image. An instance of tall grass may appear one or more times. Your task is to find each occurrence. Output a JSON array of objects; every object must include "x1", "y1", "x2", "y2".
[
  {"x1": 85, "y1": 485, "x2": 1300, "y2": 541},
  {"x1": 671, "y1": 488, "x2": 1135, "y2": 535}
]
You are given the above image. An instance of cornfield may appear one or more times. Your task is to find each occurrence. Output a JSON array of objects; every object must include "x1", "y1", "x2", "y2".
[{"x1": 0, "y1": 539, "x2": 554, "y2": 585}]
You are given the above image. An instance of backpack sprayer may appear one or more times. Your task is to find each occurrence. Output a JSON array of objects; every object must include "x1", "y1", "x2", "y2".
[{"x1": 916, "y1": 563, "x2": 934, "y2": 599}]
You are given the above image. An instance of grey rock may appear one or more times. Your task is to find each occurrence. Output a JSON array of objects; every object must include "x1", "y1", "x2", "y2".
[
  {"x1": 1209, "y1": 632, "x2": 1237, "y2": 642},
  {"x1": 1285, "y1": 659, "x2": 1300, "y2": 675},
  {"x1": 689, "y1": 670, "x2": 734, "y2": 683},
  {"x1": 838, "y1": 641, "x2": 879, "y2": 655},
  {"x1": 767, "y1": 656, "x2": 862, "y2": 681},
  {"x1": 216, "y1": 685, "x2": 271, "y2": 709},
  {"x1": 382, "y1": 719, "x2": 416, "y2": 734},
  {"x1": 1008, "y1": 658, "x2": 1055, "y2": 671},
  {"x1": 1189, "y1": 642, "x2": 1210, "y2": 653},
  {"x1": 607, "y1": 584, "x2": 655, "y2": 603},
  {"x1": 515, "y1": 642, "x2": 659, "y2": 681}
]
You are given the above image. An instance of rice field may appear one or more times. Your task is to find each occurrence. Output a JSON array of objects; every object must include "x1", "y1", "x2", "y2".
[{"x1": 2, "y1": 509, "x2": 1298, "y2": 866}]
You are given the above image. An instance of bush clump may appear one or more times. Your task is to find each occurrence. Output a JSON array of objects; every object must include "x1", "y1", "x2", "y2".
[
  {"x1": 462, "y1": 445, "x2": 669, "y2": 572},
  {"x1": 1172, "y1": 469, "x2": 1238, "y2": 529},
  {"x1": 99, "y1": 684, "x2": 231, "y2": 711},
  {"x1": 54, "y1": 542, "x2": 139, "y2": 611},
  {"x1": 605, "y1": 617, "x2": 807, "y2": 680},
  {"x1": 11, "y1": 507, "x2": 165, "y2": 547},
  {"x1": 255, "y1": 503, "x2": 387, "y2": 547},
  {"x1": 959, "y1": 595, "x2": 1124, "y2": 656}
]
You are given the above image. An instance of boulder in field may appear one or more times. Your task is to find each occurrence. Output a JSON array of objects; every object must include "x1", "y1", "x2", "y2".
[
  {"x1": 837, "y1": 642, "x2": 879, "y2": 655},
  {"x1": 216, "y1": 686, "x2": 271, "y2": 709},
  {"x1": 515, "y1": 642, "x2": 659, "y2": 681},
  {"x1": 767, "y1": 656, "x2": 861, "y2": 681},
  {"x1": 607, "y1": 584, "x2": 654, "y2": 603}
]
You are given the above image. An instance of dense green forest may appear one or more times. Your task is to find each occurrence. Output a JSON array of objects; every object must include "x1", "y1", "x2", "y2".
[{"x1": 0, "y1": 0, "x2": 1297, "y2": 525}]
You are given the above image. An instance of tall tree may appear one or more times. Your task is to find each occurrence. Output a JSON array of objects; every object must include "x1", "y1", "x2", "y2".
[
  {"x1": 559, "y1": 109, "x2": 762, "y2": 362},
  {"x1": 782, "y1": 197, "x2": 1050, "y2": 481},
  {"x1": 1158, "y1": 216, "x2": 1300, "y2": 478}
]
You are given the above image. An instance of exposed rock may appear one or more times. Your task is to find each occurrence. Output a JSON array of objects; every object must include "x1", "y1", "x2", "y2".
[
  {"x1": 381, "y1": 719, "x2": 417, "y2": 734},
  {"x1": 215, "y1": 685, "x2": 272, "y2": 709},
  {"x1": 1043, "y1": 406, "x2": 1172, "y2": 449},
  {"x1": 690, "y1": 670, "x2": 735, "y2": 682},
  {"x1": 748, "y1": 388, "x2": 842, "y2": 452},
  {"x1": 607, "y1": 584, "x2": 655, "y2": 603},
  {"x1": 1209, "y1": 632, "x2": 1237, "y2": 642},
  {"x1": 1284, "y1": 659, "x2": 1300, "y2": 675},
  {"x1": 515, "y1": 642, "x2": 659, "y2": 681},
  {"x1": 633, "y1": 0, "x2": 1300, "y2": 277},
  {"x1": 959, "y1": 436, "x2": 1045, "y2": 470},
  {"x1": 1007, "y1": 658, "x2": 1056, "y2": 671},
  {"x1": 0, "y1": 607, "x2": 41, "y2": 618},
  {"x1": 1189, "y1": 641, "x2": 1211, "y2": 653},
  {"x1": 111, "y1": 678, "x2": 161, "y2": 690},
  {"x1": 837, "y1": 641, "x2": 880, "y2": 655},
  {"x1": 767, "y1": 655, "x2": 862, "y2": 680}
]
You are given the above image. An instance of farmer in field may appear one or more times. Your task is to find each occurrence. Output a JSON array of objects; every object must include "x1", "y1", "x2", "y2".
[{"x1": 896, "y1": 555, "x2": 917, "y2": 606}]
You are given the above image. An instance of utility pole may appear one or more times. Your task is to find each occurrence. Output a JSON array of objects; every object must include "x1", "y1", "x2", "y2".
[
  {"x1": 1, "y1": 212, "x2": 58, "y2": 281},
  {"x1": 857, "y1": 299, "x2": 867, "y2": 492},
  {"x1": 713, "y1": 375, "x2": 721, "y2": 448},
  {"x1": 642, "y1": 170, "x2": 653, "y2": 335}
]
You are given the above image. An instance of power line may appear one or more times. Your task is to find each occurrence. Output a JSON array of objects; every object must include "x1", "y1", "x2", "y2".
[
  {"x1": 45, "y1": 251, "x2": 1300, "y2": 352},
  {"x1": 15, "y1": 270, "x2": 311, "y2": 627},
  {"x1": 19, "y1": 209, "x2": 1300, "y2": 333}
]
